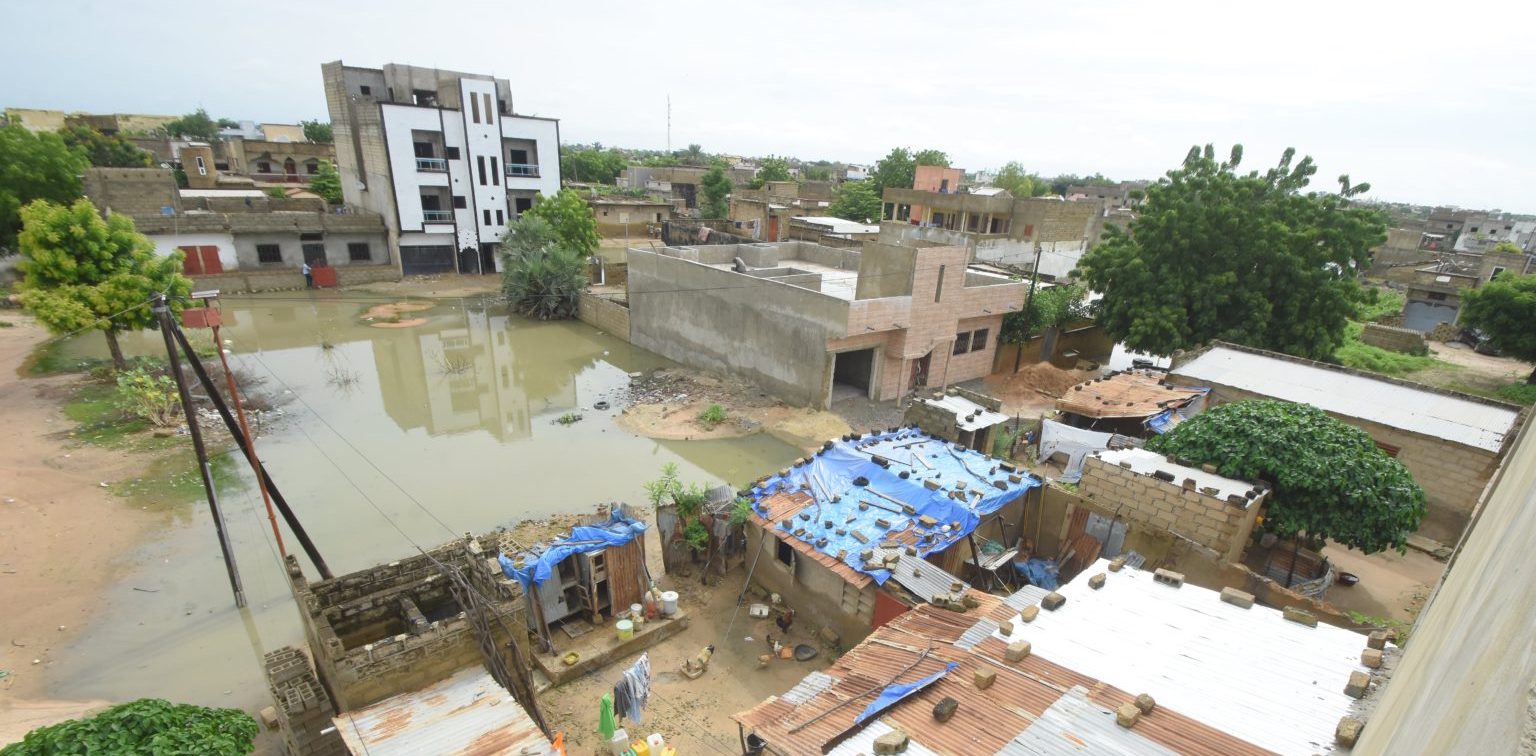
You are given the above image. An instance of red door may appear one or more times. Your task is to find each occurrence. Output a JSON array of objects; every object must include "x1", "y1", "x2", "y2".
[
  {"x1": 180, "y1": 246, "x2": 224, "y2": 276},
  {"x1": 768, "y1": 215, "x2": 779, "y2": 241},
  {"x1": 872, "y1": 589, "x2": 909, "y2": 629}
]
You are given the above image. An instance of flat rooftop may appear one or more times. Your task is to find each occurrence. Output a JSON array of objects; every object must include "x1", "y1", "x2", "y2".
[
  {"x1": 1172, "y1": 344, "x2": 1521, "y2": 453},
  {"x1": 706, "y1": 257, "x2": 860, "y2": 300}
]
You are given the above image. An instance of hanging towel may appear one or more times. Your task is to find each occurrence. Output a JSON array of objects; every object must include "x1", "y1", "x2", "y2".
[{"x1": 598, "y1": 693, "x2": 616, "y2": 740}]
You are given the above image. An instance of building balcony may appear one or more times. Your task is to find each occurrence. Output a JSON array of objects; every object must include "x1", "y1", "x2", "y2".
[
  {"x1": 416, "y1": 157, "x2": 448, "y2": 172},
  {"x1": 505, "y1": 163, "x2": 540, "y2": 178},
  {"x1": 251, "y1": 172, "x2": 311, "y2": 184},
  {"x1": 422, "y1": 210, "x2": 453, "y2": 223}
]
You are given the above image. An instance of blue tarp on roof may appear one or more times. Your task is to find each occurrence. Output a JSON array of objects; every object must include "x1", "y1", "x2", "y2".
[
  {"x1": 750, "y1": 430, "x2": 1039, "y2": 586},
  {"x1": 497, "y1": 511, "x2": 646, "y2": 589},
  {"x1": 854, "y1": 662, "x2": 958, "y2": 726}
]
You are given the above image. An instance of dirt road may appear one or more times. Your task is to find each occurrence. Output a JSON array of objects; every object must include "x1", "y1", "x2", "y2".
[{"x1": 0, "y1": 314, "x2": 161, "y2": 741}]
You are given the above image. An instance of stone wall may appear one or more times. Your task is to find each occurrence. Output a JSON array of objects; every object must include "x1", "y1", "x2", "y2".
[
  {"x1": 264, "y1": 646, "x2": 346, "y2": 756},
  {"x1": 578, "y1": 292, "x2": 631, "y2": 340},
  {"x1": 1078, "y1": 455, "x2": 1264, "y2": 562},
  {"x1": 1360, "y1": 322, "x2": 1428, "y2": 353}
]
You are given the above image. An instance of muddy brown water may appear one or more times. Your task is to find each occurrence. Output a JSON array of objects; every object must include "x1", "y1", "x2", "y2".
[{"x1": 39, "y1": 292, "x2": 799, "y2": 715}]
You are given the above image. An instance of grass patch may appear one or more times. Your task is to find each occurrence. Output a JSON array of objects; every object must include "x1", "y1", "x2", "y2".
[
  {"x1": 1496, "y1": 383, "x2": 1536, "y2": 405},
  {"x1": 62, "y1": 381, "x2": 185, "y2": 452},
  {"x1": 1334, "y1": 322, "x2": 1440, "y2": 376},
  {"x1": 1353, "y1": 289, "x2": 1406, "y2": 322},
  {"x1": 697, "y1": 403, "x2": 728, "y2": 429},
  {"x1": 112, "y1": 449, "x2": 242, "y2": 511}
]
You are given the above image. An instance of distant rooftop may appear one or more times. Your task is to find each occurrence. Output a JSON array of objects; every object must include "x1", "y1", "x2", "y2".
[{"x1": 1172, "y1": 343, "x2": 1521, "y2": 453}]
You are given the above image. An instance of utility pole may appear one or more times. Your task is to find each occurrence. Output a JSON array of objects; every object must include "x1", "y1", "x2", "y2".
[
  {"x1": 1012, "y1": 239, "x2": 1044, "y2": 373},
  {"x1": 154, "y1": 294, "x2": 245, "y2": 608},
  {"x1": 207, "y1": 300, "x2": 285, "y2": 560}
]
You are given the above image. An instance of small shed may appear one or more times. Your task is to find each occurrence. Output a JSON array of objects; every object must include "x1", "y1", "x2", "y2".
[{"x1": 903, "y1": 387, "x2": 1011, "y2": 453}]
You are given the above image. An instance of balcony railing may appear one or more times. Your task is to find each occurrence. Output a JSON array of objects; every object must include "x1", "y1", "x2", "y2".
[
  {"x1": 422, "y1": 209, "x2": 453, "y2": 222},
  {"x1": 416, "y1": 157, "x2": 448, "y2": 172},
  {"x1": 505, "y1": 163, "x2": 539, "y2": 178}
]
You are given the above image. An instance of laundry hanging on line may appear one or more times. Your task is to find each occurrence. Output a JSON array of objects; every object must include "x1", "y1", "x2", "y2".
[{"x1": 612, "y1": 652, "x2": 652, "y2": 724}]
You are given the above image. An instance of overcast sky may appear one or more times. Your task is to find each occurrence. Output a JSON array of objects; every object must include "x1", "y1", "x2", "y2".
[{"x1": 5, "y1": 0, "x2": 1532, "y2": 212}]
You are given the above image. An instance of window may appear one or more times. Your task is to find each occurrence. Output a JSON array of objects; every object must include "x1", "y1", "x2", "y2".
[
  {"x1": 1023, "y1": 224, "x2": 1035, "y2": 238},
  {"x1": 495, "y1": 209, "x2": 504, "y2": 225},
  {"x1": 498, "y1": 99, "x2": 508, "y2": 115},
  {"x1": 257, "y1": 161, "x2": 271, "y2": 174},
  {"x1": 883, "y1": 202, "x2": 895, "y2": 221},
  {"x1": 477, "y1": 156, "x2": 486, "y2": 185},
  {"x1": 359, "y1": 85, "x2": 371, "y2": 96},
  {"x1": 775, "y1": 537, "x2": 796, "y2": 568},
  {"x1": 971, "y1": 328, "x2": 989, "y2": 350},
  {"x1": 470, "y1": 93, "x2": 481, "y2": 123},
  {"x1": 299, "y1": 232, "x2": 323, "y2": 241},
  {"x1": 348, "y1": 243, "x2": 371, "y2": 262},
  {"x1": 490, "y1": 158, "x2": 499, "y2": 184},
  {"x1": 940, "y1": 178, "x2": 950, "y2": 194},
  {"x1": 1427, "y1": 292, "x2": 1447, "y2": 301},
  {"x1": 445, "y1": 146, "x2": 460, "y2": 160},
  {"x1": 514, "y1": 197, "x2": 533, "y2": 216},
  {"x1": 483, "y1": 209, "x2": 492, "y2": 226},
  {"x1": 420, "y1": 194, "x2": 442, "y2": 211},
  {"x1": 413, "y1": 141, "x2": 434, "y2": 158},
  {"x1": 193, "y1": 156, "x2": 207, "y2": 176},
  {"x1": 452, "y1": 195, "x2": 467, "y2": 209},
  {"x1": 655, "y1": 213, "x2": 662, "y2": 222},
  {"x1": 509, "y1": 148, "x2": 529, "y2": 165},
  {"x1": 953, "y1": 332, "x2": 972, "y2": 355},
  {"x1": 1492, "y1": 266, "x2": 1508, "y2": 280},
  {"x1": 482, "y1": 94, "x2": 493, "y2": 122},
  {"x1": 935, "y1": 265, "x2": 946, "y2": 302},
  {"x1": 256, "y1": 244, "x2": 282, "y2": 264}
]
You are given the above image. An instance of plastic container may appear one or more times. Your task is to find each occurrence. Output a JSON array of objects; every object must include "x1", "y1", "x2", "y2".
[
  {"x1": 659, "y1": 590, "x2": 679, "y2": 616},
  {"x1": 607, "y1": 729, "x2": 630, "y2": 755},
  {"x1": 647, "y1": 733, "x2": 666, "y2": 749},
  {"x1": 616, "y1": 619, "x2": 634, "y2": 640},
  {"x1": 630, "y1": 603, "x2": 644, "y2": 621},
  {"x1": 630, "y1": 740, "x2": 651, "y2": 756}
]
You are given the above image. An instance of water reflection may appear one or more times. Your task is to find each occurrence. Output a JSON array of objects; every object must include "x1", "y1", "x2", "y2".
[{"x1": 44, "y1": 292, "x2": 802, "y2": 712}]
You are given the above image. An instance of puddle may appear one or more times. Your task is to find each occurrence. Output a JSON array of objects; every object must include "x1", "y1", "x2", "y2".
[{"x1": 41, "y1": 291, "x2": 801, "y2": 712}]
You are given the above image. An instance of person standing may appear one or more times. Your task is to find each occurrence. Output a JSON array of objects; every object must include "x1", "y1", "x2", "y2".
[{"x1": 301, "y1": 260, "x2": 313, "y2": 289}]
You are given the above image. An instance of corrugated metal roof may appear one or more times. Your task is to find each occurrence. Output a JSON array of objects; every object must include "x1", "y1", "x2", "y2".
[
  {"x1": 1057, "y1": 369, "x2": 1207, "y2": 420},
  {"x1": 1172, "y1": 344, "x2": 1520, "y2": 452},
  {"x1": 997, "y1": 685, "x2": 1178, "y2": 755},
  {"x1": 923, "y1": 394, "x2": 1010, "y2": 431},
  {"x1": 990, "y1": 558, "x2": 1374, "y2": 755},
  {"x1": 334, "y1": 667, "x2": 550, "y2": 755},
  {"x1": 874, "y1": 546, "x2": 969, "y2": 604},
  {"x1": 828, "y1": 720, "x2": 944, "y2": 756}
]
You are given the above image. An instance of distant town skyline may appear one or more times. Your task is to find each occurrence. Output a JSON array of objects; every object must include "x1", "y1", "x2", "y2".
[{"x1": 4, "y1": 0, "x2": 1532, "y2": 214}]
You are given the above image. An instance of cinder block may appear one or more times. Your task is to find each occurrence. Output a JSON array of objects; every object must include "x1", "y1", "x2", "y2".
[
  {"x1": 1367, "y1": 630, "x2": 1390, "y2": 650},
  {"x1": 1134, "y1": 693, "x2": 1156, "y2": 714},
  {"x1": 1335, "y1": 717, "x2": 1364, "y2": 747},
  {"x1": 1088, "y1": 573, "x2": 1106, "y2": 590},
  {"x1": 1108, "y1": 556, "x2": 1126, "y2": 572},
  {"x1": 1115, "y1": 703, "x2": 1141, "y2": 728},
  {"x1": 1344, "y1": 670, "x2": 1370, "y2": 699},
  {"x1": 1042, "y1": 592, "x2": 1066, "y2": 611},
  {"x1": 974, "y1": 667, "x2": 997, "y2": 689},
  {"x1": 1005, "y1": 640, "x2": 1032, "y2": 662},
  {"x1": 932, "y1": 696, "x2": 959, "y2": 722},
  {"x1": 873, "y1": 729, "x2": 910, "y2": 754},
  {"x1": 1153, "y1": 569, "x2": 1184, "y2": 588},
  {"x1": 1020, "y1": 605, "x2": 1039, "y2": 623},
  {"x1": 1361, "y1": 648, "x2": 1384, "y2": 668},
  {"x1": 1283, "y1": 607, "x2": 1318, "y2": 627},
  {"x1": 997, "y1": 620, "x2": 1014, "y2": 637},
  {"x1": 1220, "y1": 587, "x2": 1255, "y2": 609}
]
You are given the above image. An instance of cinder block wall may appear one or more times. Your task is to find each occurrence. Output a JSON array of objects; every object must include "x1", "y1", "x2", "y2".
[
  {"x1": 264, "y1": 646, "x2": 346, "y2": 756},
  {"x1": 1361, "y1": 323, "x2": 1427, "y2": 353},
  {"x1": 744, "y1": 524, "x2": 876, "y2": 647},
  {"x1": 578, "y1": 292, "x2": 631, "y2": 341},
  {"x1": 1078, "y1": 456, "x2": 1263, "y2": 562}
]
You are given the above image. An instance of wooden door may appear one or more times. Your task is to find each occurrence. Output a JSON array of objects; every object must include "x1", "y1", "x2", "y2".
[{"x1": 179, "y1": 245, "x2": 223, "y2": 276}]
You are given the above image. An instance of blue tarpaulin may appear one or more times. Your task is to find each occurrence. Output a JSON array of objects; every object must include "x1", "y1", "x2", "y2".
[
  {"x1": 751, "y1": 430, "x2": 1039, "y2": 585},
  {"x1": 853, "y1": 662, "x2": 958, "y2": 726},
  {"x1": 498, "y1": 512, "x2": 646, "y2": 589}
]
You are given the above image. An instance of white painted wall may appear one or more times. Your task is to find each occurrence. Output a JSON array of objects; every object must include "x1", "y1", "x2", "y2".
[
  {"x1": 380, "y1": 104, "x2": 448, "y2": 233},
  {"x1": 501, "y1": 115, "x2": 560, "y2": 198},
  {"x1": 146, "y1": 232, "x2": 238, "y2": 270},
  {"x1": 460, "y1": 78, "x2": 505, "y2": 247}
]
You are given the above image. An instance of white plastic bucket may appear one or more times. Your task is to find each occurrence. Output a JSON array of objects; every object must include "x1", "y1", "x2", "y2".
[{"x1": 659, "y1": 590, "x2": 679, "y2": 616}]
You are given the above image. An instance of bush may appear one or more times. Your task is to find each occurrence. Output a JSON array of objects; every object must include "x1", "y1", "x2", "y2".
[
  {"x1": 1333, "y1": 322, "x2": 1438, "y2": 375},
  {"x1": 1353, "y1": 289, "x2": 1405, "y2": 322},
  {"x1": 114, "y1": 368, "x2": 180, "y2": 426},
  {"x1": 697, "y1": 403, "x2": 727, "y2": 429},
  {"x1": 500, "y1": 216, "x2": 589, "y2": 320},
  {"x1": 1, "y1": 698, "x2": 258, "y2": 756},
  {"x1": 1496, "y1": 383, "x2": 1536, "y2": 405}
]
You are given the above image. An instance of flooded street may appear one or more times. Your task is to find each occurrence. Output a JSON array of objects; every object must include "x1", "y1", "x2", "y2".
[{"x1": 40, "y1": 292, "x2": 800, "y2": 715}]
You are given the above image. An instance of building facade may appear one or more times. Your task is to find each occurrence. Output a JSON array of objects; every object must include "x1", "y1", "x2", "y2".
[
  {"x1": 321, "y1": 61, "x2": 561, "y2": 276},
  {"x1": 879, "y1": 187, "x2": 1099, "y2": 279}
]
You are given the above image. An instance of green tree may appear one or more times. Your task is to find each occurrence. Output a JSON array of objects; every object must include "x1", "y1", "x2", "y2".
[
  {"x1": 1077, "y1": 144, "x2": 1385, "y2": 360},
  {"x1": 1145, "y1": 400, "x2": 1425, "y2": 556},
  {"x1": 0, "y1": 698, "x2": 257, "y2": 755},
  {"x1": 682, "y1": 143, "x2": 706, "y2": 164},
  {"x1": 756, "y1": 156, "x2": 792, "y2": 183},
  {"x1": 525, "y1": 188, "x2": 600, "y2": 255},
  {"x1": 913, "y1": 149, "x2": 950, "y2": 168},
  {"x1": 999, "y1": 281, "x2": 1089, "y2": 370},
  {"x1": 700, "y1": 165, "x2": 732, "y2": 219},
  {"x1": 560, "y1": 148, "x2": 628, "y2": 184},
  {"x1": 308, "y1": 160, "x2": 343, "y2": 204},
  {"x1": 0, "y1": 125, "x2": 88, "y2": 254},
  {"x1": 163, "y1": 109, "x2": 219, "y2": 141},
  {"x1": 870, "y1": 147, "x2": 915, "y2": 194},
  {"x1": 301, "y1": 119, "x2": 333, "y2": 143},
  {"x1": 992, "y1": 161, "x2": 1050, "y2": 197},
  {"x1": 1461, "y1": 270, "x2": 1536, "y2": 382},
  {"x1": 827, "y1": 179, "x2": 882, "y2": 223},
  {"x1": 499, "y1": 215, "x2": 588, "y2": 320},
  {"x1": 16, "y1": 199, "x2": 191, "y2": 370},
  {"x1": 59, "y1": 126, "x2": 154, "y2": 168},
  {"x1": 802, "y1": 164, "x2": 833, "y2": 181}
]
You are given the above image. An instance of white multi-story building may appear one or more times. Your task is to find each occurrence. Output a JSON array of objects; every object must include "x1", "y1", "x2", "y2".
[{"x1": 321, "y1": 61, "x2": 561, "y2": 276}]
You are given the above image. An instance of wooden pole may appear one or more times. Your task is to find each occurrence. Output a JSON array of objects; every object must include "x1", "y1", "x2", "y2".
[{"x1": 211, "y1": 319, "x2": 285, "y2": 559}]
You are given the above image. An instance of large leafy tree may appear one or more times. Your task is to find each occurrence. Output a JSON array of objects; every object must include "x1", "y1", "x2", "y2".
[
  {"x1": 0, "y1": 698, "x2": 257, "y2": 755},
  {"x1": 300, "y1": 119, "x2": 333, "y2": 143},
  {"x1": 1461, "y1": 270, "x2": 1536, "y2": 382},
  {"x1": 59, "y1": 126, "x2": 154, "y2": 168},
  {"x1": 163, "y1": 109, "x2": 219, "y2": 141},
  {"x1": 525, "y1": 188, "x2": 600, "y2": 256},
  {"x1": 1000, "y1": 281, "x2": 1089, "y2": 369},
  {"x1": 699, "y1": 165, "x2": 732, "y2": 219},
  {"x1": 869, "y1": 147, "x2": 949, "y2": 195},
  {"x1": 17, "y1": 199, "x2": 191, "y2": 370},
  {"x1": 500, "y1": 215, "x2": 588, "y2": 320},
  {"x1": 827, "y1": 179, "x2": 881, "y2": 223},
  {"x1": 1078, "y1": 145, "x2": 1385, "y2": 360},
  {"x1": 992, "y1": 161, "x2": 1051, "y2": 197},
  {"x1": 0, "y1": 125, "x2": 89, "y2": 254},
  {"x1": 913, "y1": 149, "x2": 950, "y2": 168},
  {"x1": 561, "y1": 147, "x2": 628, "y2": 183},
  {"x1": 308, "y1": 160, "x2": 343, "y2": 204},
  {"x1": 756, "y1": 156, "x2": 792, "y2": 183},
  {"x1": 1146, "y1": 400, "x2": 1426, "y2": 555}
]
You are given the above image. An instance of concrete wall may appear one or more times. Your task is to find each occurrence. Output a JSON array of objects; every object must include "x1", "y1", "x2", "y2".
[
  {"x1": 627, "y1": 248, "x2": 849, "y2": 406},
  {"x1": 744, "y1": 524, "x2": 877, "y2": 646},
  {"x1": 1078, "y1": 456, "x2": 1264, "y2": 562},
  {"x1": 1360, "y1": 322, "x2": 1427, "y2": 353},
  {"x1": 854, "y1": 241, "x2": 917, "y2": 299},
  {"x1": 993, "y1": 322, "x2": 1114, "y2": 371},
  {"x1": 1353, "y1": 420, "x2": 1536, "y2": 754},
  {"x1": 84, "y1": 167, "x2": 180, "y2": 216},
  {"x1": 577, "y1": 292, "x2": 630, "y2": 340}
]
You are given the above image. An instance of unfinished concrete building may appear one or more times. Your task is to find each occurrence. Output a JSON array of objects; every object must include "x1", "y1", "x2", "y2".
[
  {"x1": 879, "y1": 187, "x2": 1098, "y2": 278},
  {"x1": 284, "y1": 535, "x2": 522, "y2": 712},
  {"x1": 626, "y1": 239, "x2": 1029, "y2": 407}
]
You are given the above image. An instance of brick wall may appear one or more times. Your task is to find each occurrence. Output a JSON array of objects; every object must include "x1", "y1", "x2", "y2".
[
  {"x1": 264, "y1": 646, "x2": 346, "y2": 756},
  {"x1": 1078, "y1": 455, "x2": 1264, "y2": 562},
  {"x1": 577, "y1": 292, "x2": 630, "y2": 340},
  {"x1": 188, "y1": 264, "x2": 399, "y2": 293},
  {"x1": 1361, "y1": 322, "x2": 1427, "y2": 353}
]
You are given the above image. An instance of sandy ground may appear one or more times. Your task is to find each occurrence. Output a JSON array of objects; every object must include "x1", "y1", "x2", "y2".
[
  {"x1": 1419, "y1": 340, "x2": 1530, "y2": 392},
  {"x1": 615, "y1": 369, "x2": 852, "y2": 452},
  {"x1": 1321, "y1": 542, "x2": 1443, "y2": 623},
  {"x1": 0, "y1": 314, "x2": 157, "y2": 743},
  {"x1": 983, "y1": 363, "x2": 1096, "y2": 417}
]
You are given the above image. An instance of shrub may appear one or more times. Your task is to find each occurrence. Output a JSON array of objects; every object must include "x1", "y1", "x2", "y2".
[
  {"x1": 697, "y1": 403, "x2": 728, "y2": 429},
  {"x1": 500, "y1": 215, "x2": 588, "y2": 320},
  {"x1": 1, "y1": 698, "x2": 258, "y2": 756},
  {"x1": 114, "y1": 368, "x2": 180, "y2": 426}
]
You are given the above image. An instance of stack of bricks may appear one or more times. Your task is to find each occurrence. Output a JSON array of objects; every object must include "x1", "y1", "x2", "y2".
[{"x1": 264, "y1": 646, "x2": 346, "y2": 756}]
